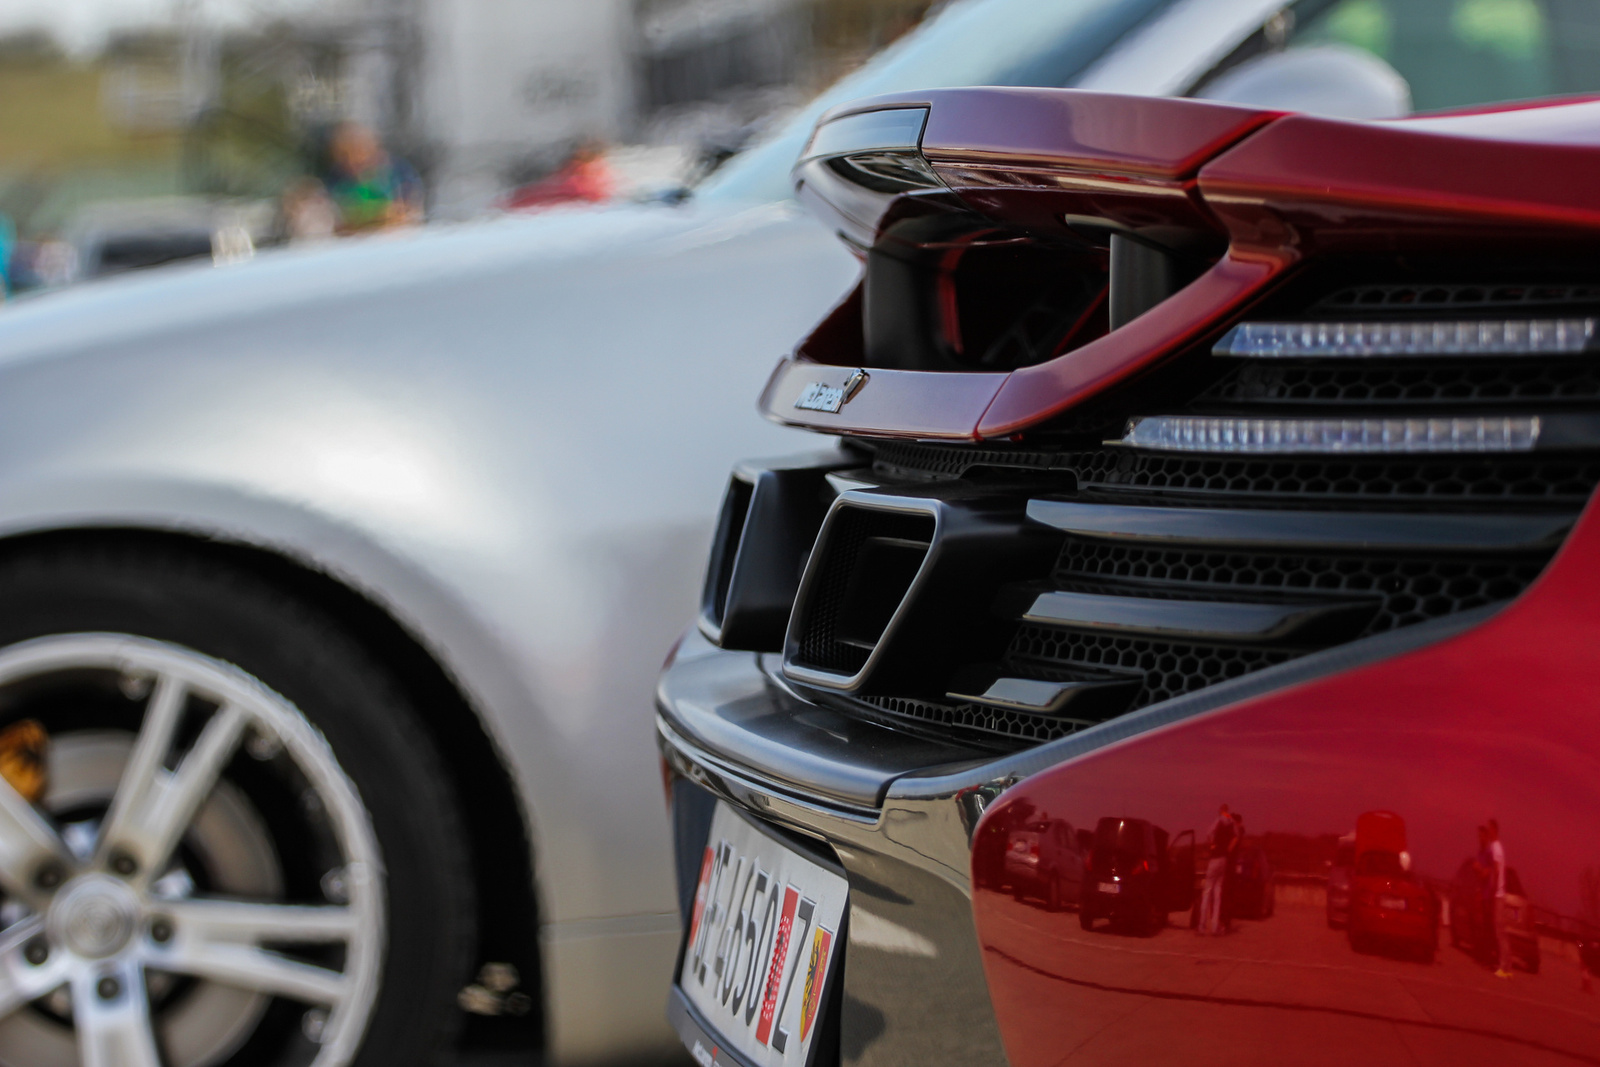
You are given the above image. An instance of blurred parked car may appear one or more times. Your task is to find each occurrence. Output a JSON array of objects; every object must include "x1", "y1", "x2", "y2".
[
  {"x1": 62, "y1": 197, "x2": 274, "y2": 281},
  {"x1": 0, "y1": 0, "x2": 1584, "y2": 1063},
  {"x1": 1002, "y1": 816, "x2": 1085, "y2": 911},
  {"x1": 1078, "y1": 817, "x2": 1194, "y2": 934}
]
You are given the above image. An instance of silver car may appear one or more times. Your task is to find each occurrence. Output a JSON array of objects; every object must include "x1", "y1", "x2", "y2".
[{"x1": 0, "y1": 1, "x2": 1405, "y2": 1064}]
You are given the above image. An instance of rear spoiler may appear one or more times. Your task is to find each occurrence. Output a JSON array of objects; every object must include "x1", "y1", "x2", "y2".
[{"x1": 772, "y1": 88, "x2": 1600, "y2": 440}]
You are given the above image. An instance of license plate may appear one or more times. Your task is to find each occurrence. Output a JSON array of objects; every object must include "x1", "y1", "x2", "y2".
[
  {"x1": 1099, "y1": 881, "x2": 1120, "y2": 894},
  {"x1": 1378, "y1": 895, "x2": 1407, "y2": 911},
  {"x1": 679, "y1": 803, "x2": 849, "y2": 1067}
]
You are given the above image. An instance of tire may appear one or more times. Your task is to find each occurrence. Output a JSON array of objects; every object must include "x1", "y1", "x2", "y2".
[
  {"x1": 0, "y1": 541, "x2": 475, "y2": 1067},
  {"x1": 1079, "y1": 907, "x2": 1095, "y2": 931}
]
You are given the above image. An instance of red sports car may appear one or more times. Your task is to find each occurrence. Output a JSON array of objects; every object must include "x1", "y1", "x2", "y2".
[{"x1": 657, "y1": 86, "x2": 1600, "y2": 1066}]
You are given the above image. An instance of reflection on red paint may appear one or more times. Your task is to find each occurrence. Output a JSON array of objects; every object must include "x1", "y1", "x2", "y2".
[{"x1": 971, "y1": 494, "x2": 1600, "y2": 1066}]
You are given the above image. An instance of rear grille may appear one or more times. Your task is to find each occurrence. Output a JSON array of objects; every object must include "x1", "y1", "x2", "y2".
[
  {"x1": 788, "y1": 281, "x2": 1600, "y2": 749},
  {"x1": 1199, "y1": 357, "x2": 1600, "y2": 408},
  {"x1": 1006, "y1": 627, "x2": 1293, "y2": 709},
  {"x1": 850, "y1": 694, "x2": 1074, "y2": 746},
  {"x1": 1055, "y1": 540, "x2": 1545, "y2": 634},
  {"x1": 1080, "y1": 451, "x2": 1600, "y2": 504}
]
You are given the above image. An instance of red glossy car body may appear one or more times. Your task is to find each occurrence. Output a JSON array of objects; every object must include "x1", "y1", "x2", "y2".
[{"x1": 659, "y1": 86, "x2": 1600, "y2": 1067}]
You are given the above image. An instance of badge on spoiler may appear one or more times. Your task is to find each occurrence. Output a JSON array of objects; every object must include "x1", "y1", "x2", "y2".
[{"x1": 794, "y1": 369, "x2": 868, "y2": 413}]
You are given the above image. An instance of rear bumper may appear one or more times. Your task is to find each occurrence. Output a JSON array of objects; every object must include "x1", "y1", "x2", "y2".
[{"x1": 656, "y1": 629, "x2": 1016, "y2": 1067}]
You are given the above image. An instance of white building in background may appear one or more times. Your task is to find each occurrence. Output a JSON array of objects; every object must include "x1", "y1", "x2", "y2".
[{"x1": 374, "y1": 0, "x2": 807, "y2": 214}]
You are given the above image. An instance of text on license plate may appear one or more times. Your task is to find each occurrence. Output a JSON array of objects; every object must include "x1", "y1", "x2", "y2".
[
  {"x1": 680, "y1": 803, "x2": 849, "y2": 1067},
  {"x1": 1099, "y1": 882, "x2": 1120, "y2": 894}
]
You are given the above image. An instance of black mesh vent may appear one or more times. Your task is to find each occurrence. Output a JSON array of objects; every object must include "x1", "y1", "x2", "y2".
[
  {"x1": 870, "y1": 440, "x2": 1079, "y2": 480},
  {"x1": 1082, "y1": 451, "x2": 1600, "y2": 504},
  {"x1": 1314, "y1": 282, "x2": 1600, "y2": 313},
  {"x1": 1007, "y1": 627, "x2": 1293, "y2": 711},
  {"x1": 1055, "y1": 540, "x2": 1548, "y2": 636},
  {"x1": 792, "y1": 508, "x2": 934, "y2": 675},
  {"x1": 851, "y1": 695, "x2": 1081, "y2": 745},
  {"x1": 1199, "y1": 358, "x2": 1600, "y2": 409}
]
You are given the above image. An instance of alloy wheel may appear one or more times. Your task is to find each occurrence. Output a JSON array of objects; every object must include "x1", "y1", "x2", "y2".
[{"x1": 0, "y1": 634, "x2": 385, "y2": 1067}]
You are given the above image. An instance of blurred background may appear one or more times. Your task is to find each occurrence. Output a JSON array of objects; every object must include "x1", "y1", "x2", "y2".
[{"x1": 0, "y1": 0, "x2": 947, "y2": 290}]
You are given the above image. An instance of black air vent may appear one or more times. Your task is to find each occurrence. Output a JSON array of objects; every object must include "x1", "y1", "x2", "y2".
[
  {"x1": 790, "y1": 507, "x2": 935, "y2": 677},
  {"x1": 704, "y1": 476, "x2": 753, "y2": 629},
  {"x1": 699, "y1": 454, "x2": 852, "y2": 652}
]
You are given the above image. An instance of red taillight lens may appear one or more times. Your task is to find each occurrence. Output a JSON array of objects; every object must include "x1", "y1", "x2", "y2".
[{"x1": 1133, "y1": 859, "x2": 1151, "y2": 875}]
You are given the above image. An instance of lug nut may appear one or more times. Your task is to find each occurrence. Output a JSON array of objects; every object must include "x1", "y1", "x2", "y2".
[
  {"x1": 302, "y1": 1007, "x2": 329, "y2": 1043},
  {"x1": 33, "y1": 862, "x2": 64, "y2": 891},
  {"x1": 96, "y1": 976, "x2": 120, "y2": 1001},
  {"x1": 149, "y1": 919, "x2": 173, "y2": 944},
  {"x1": 23, "y1": 938, "x2": 48, "y2": 966},
  {"x1": 109, "y1": 852, "x2": 138, "y2": 877}
]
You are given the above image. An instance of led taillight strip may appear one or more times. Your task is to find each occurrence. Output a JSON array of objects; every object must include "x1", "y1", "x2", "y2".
[
  {"x1": 1214, "y1": 318, "x2": 1597, "y2": 358},
  {"x1": 1119, "y1": 415, "x2": 1541, "y2": 455}
]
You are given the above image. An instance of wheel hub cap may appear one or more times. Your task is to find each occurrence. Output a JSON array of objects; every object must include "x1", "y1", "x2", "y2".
[{"x1": 49, "y1": 876, "x2": 138, "y2": 960}]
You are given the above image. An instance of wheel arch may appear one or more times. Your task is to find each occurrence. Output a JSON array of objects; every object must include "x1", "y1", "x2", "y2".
[{"x1": 0, "y1": 522, "x2": 546, "y2": 1055}]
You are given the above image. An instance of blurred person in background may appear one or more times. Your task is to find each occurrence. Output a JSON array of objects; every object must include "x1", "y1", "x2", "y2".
[
  {"x1": 323, "y1": 121, "x2": 424, "y2": 233},
  {"x1": 503, "y1": 139, "x2": 617, "y2": 211}
]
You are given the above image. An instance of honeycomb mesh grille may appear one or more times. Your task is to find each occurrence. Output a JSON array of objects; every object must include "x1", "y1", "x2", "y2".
[
  {"x1": 1055, "y1": 540, "x2": 1548, "y2": 636},
  {"x1": 1007, "y1": 627, "x2": 1294, "y2": 710},
  {"x1": 851, "y1": 695, "x2": 1081, "y2": 745},
  {"x1": 1199, "y1": 358, "x2": 1600, "y2": 408},
  {"x1": 1082, "y1": 451, "x2": 1600, "y2": 504}
]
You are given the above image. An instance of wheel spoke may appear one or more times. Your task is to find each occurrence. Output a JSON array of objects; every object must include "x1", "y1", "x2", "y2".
[
  {"x1": 161, "y1": 898, "x2": 357, "y2": 944},
  {"x1": 100, "y1": 678, "x2": 248, "y2": 883},
  {"x1": 0, "y1": 917, "x2": 69, "y2": 1020},
  {"x1": 72, "y1": 960, "x2": 161, "y2": 1067},
  {"x1": 157, "y1": 940, "x2": 347, "y2": 1005},
  {"x1": 0, "y1": 773, "x2": 72, "y2": 909}
]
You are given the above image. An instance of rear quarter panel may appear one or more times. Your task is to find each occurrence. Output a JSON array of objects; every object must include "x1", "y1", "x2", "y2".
[{"x1": 971, "y1": 500, "x2": 1600, "y2": 1066}]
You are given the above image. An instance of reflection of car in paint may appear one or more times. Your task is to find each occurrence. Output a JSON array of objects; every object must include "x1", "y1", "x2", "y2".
[
  {"x1": 1003, "y1": 818, "x2": 1085, "y2": 911},
  {"x1": 1228, "y1": 844, "x2": 1275, "y2": 920},
  {"x1": 1347, "y1": 812, "x2": 1438, "y2": 960},
  {"x1": 1326, "y1": 834, "x2": 1355, "y2": 928},
  {"x1": 1078, "y1": 818, "x2": 1194, "y2": 935},
  {"x1": 1449, "y1": 861, "x2": 1540, "y2": 973}
]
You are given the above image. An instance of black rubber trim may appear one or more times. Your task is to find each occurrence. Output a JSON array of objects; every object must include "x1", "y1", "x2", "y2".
[{"x1": 1026, "y1": 499, "x2": 1573, "y2": 551}]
